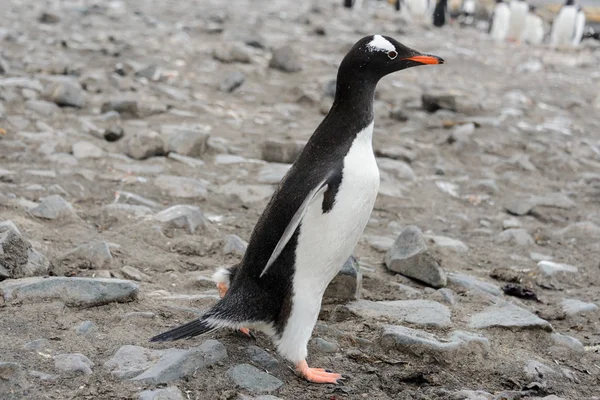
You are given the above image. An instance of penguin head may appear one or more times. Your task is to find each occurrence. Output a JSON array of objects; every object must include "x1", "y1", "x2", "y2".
[{"x1": 338, "y1": 35, "x2": 443, "y2": 83}]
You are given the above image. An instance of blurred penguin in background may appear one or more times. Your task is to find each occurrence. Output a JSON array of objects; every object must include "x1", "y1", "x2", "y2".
[
  {"x1": 550, "y1": 0, "x2": 586, "y2": 46},
  {"x1": 489, "y1": 0, "x2": 511, "y2": 41},
  {"x1": 460, "y1": 0, "x2": 476, "y2": 25},
  {"x1": 522, "y1": 5, "x2": 545, "y2": 44},
  {"x1": 433, "y1": 0, "x2": 450, "y2": 27},
  {"x1": 405, "y1": 0, "x2": 436, "y2": 23},
  {"x1": 506, "y1": 0, "x2": 529, "y2": 42}
]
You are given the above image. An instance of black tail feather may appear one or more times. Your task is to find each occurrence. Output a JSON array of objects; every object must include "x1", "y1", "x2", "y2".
[{"x1": 149, "y1": 318, "x2": 216, "y2": 342}]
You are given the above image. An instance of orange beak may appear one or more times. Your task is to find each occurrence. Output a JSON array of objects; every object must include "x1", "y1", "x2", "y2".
[{"x1": 404, "y1": 55, "x2": 444, "y2": 65}]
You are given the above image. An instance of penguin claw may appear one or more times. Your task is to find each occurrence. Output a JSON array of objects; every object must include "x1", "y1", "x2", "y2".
[{"x1": 296, "y1": 361, "x2": 343, "y2": 384}]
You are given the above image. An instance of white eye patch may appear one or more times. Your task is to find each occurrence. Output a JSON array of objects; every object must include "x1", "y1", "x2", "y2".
[{"x1": 366, "y1": 35, "x2": 396, "y2": 53}]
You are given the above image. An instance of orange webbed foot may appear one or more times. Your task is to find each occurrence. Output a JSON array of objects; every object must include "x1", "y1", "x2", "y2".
[{"x1": 296, "y1": 360, "x2": 344, "y2": 384}]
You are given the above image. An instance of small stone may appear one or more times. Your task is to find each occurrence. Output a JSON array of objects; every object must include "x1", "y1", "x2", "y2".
[
  {"x1": 469, "y1": 302, "x2": 552, "y2": 331},
  {"x1": 324, "y1": 79, "x2": 336, "y2": 98},
  {"x1": 530, "y1": 252, "x2": 553, "y2": 262},
  {"x1": 377, "y1": 158, "x2": 415, "y2": 181},
  {"x1": 0, "y1": 221, "x2": 20, "y2": 235},
  {"x1": 380, "y1": 326, "x2": 490, "y2": 358},
  {"x1": 54, "y1": 353, "x2": 94, "y2": 375},
  {"x1": 389, "y1": 107, "x2": 409, "y2": 122},
  {"x1": 75, "y1": 320, "x2": 97, "y2": 335},
  {"x1": 28, "y1": 195, "x2": 75, "y2": 220},
  {"x1": 448, "y1": 123, "x2": 475, "y2": 144},
  {"x1": 324, "y1": 255, "x2": 361, "y2": 302},
  {"x1": 101, "y1": 100, "x2": 139, "y2": 117},
  {"x1": 101, "y1": 204, "x2": 153, "y2": 225},
  {"x1": 385, "y1": 226, "x2": 446, "y2": 288},
  {"x1": 269, "y1": 47, "x2": 301, "y2": 73},
  {"x1": 345, "y1": 299, "x2": 451, "y2": 328},
  {"x1": 104, "y1": 125, "x2": 125, "y2": 142},
  {"x1": 365, "y1": 235, "x2": 394, "y2": 252},
  {"x1": 220, "y1": 71, "x2": 245, "y2": 93},
  {"x1": 125, "y1": 131, "x2": 164, "y2": 160},
  {"x1": 24, "y1": 339, "x2": 51, "y2": 352},
  {"x1": 25, "y1": 99, "x2": 61, "y2": 117},
  {"x1": 561, "y1": 299, "x2": 598, "y2": 316},
  {"x1": 497, "y1": 228, "x2": 534, "y2": 247},
  {"x1": 121, "y1": 266, "x2": 152, "y2": 282},
  {"x1": 429, "y1": 288, "x2": 456, "y2": 305},
  {"x1": 261, "y1": 139, "x2": 304, "y2": 163},
  {"x1": 245, "y1": 346, "x2": 279, "y2": 371},
  {"x1": 311, "y1": 337, "x2": 339, "y2": 353},
  {"x1": 222, "y1": 234, "x2": 247, "y2": 256},
  {"x1": 523, "y1": 360, "x2": 559, "y2": 381},
  {"x1": 536, "y1": 261, "x2": 578, "y2": 276},
  {"x1": 155, "y1": 205, "x2": 209, "y2": 234},
  {"x1": 46, "y1": 81, "x2": 86, "y2": 108},
  {"x1": 0, "y1": 227, "x2": 49, "y2": 280},
  {"x1": 449, "y1": 390, "x2": 493, "y2": 400},
  {"x1": 0, "y1": 56, "x2": 9, "y2": 75},
  {"x1": 155, "y1": 176, "x2": 208, "y2": 199},
  {"x1": 422, "y1": 89, "x2": 479, "y2": 113},
  {"x1": 115, "y1": 191, "x2": 160, "y2": 209},
  {"x1": 138, "y1": 387, "x2": 185, "y2": 400},
  {"x1": 426, "y1": 235, "x2": 469, "y2": 253},
  {"x1": 0, "y1": 277, "x2": 138, "y2": 307},
  {"x1": 166, "y1": 129, "x2": 210, "y2": 157},
  {"x1": 218, "y1": 182, "x2": 274, "y2": 205},
  {"x1": 213, "y1": 43, "x2": 252, "y2": 63},
  {"x1": 505, "y1": 198, "x2": 536, "y2": 216},
  {"x1": 374, "y1": 147, "x2": 415, "y2": 164},
  {"x1": 502, "y1": 218, "x2": 522, "y2": 229},
  {"x1": 106, "y1": 340, "x2": 227, "y2": 384},
  {"x1": 550, "y1": 333, "x2": 584, "y2": 354},
  {"x1": 39, "y1": 12, "x2": 61, "y2": 23},
  {"x1": 60, "y1": 241, "x2": 112, "y2": 269},
  {"x1": 227, "y1": 364, "x2": 284, "y2": 394},
  {"x1": 72, "y1": 141, "x2": 104, "y2": 159},
  {"x1": 554, "y1": 221, "x2": 600, "y2": 239},
  {"x1": 0, "y1": 361, "x2": 25, "y2": 381}
]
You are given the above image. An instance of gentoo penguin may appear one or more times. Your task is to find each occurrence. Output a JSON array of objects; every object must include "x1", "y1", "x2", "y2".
[
  {"x1": 433, "y1": 0, "x2": 450, "y2": 27},
  {"x1": 489, "y1": 0, "x2": 511, "y2": 41},
  {"x1": 522, "y1": 5, "x2": 545, "y2": 45},
  {"x1": 506, "y1": 0, "x2": 529, "y2": 41},
  {"x1": 550, "y1": 0, "x2": 586, "y2": 46},
  {"x1": 460, "y1": 0, "x2": 476, "y2": 25},
  {"x1": 405, "y1": 0, "x2": 436, "y2": 23},
  {"x1": 150, "y1": 35, "x2": 443, "y2": 384}
]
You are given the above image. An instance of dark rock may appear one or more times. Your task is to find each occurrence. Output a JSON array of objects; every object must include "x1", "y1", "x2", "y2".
[
  {"x1": 269, "y1": 47, "x2": 302, "y2": 73},
  {"x1": 261, "y1": 139, "x2": 305, "y2": 163},
  {"x1": 0, "y1": 277, "x2": 138, "y2": 306},
  {"x1": 374, "y1": 146, "x2": 415, "y2": 164},
  {"x1": 227, "y1": 364, "x2": 283, "y2": 394},
  {"x1": 0, "y1": 227, "x2": 49, "y2": 280},
  {"x1": 39, "y1": 12, "x2": 61, "y2": 23},
  {"x1": 245, "y1": 346, "x2": 279, "y2": 371},
  {"x1": 324, "y1": 79, "x2": 336, "y2": 98},
  {"x1": 389, "y1": 107, "x2": 409, "y2": 122},
  {"x1": 54, "y1": 353, "x2": 94, "y2": 375},
  {"x1": 28, "y1": 195, "x2": 75, "y2": 220},
  {"x1": 502, "y1": 284, "x2": 539, "y2": 301},
  {"x1": 324, "y1": 255, "x2": 361, "y2": 302},
  {"x1": 385, "y1": 226, "x2": 446, "y2": 288},
  {"x1": 220, "y1": 71, "x2": 245, "y2": 93},
  {"x1": 104, "y1": 125, "x2": 125, "y2": 142}
]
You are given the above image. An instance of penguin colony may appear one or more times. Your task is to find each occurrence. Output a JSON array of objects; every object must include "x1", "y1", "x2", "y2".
[
  {"x1": 150, "y1": 35, "x2": 444, "y2": 384},
  {"x1": 345, "y1": 0, "x2": 592, "y2": 47}
]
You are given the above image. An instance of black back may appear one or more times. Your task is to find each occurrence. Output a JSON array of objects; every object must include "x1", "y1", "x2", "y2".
[{"x1": 433, "y1": 0, "x2": 449, "y2": 27}]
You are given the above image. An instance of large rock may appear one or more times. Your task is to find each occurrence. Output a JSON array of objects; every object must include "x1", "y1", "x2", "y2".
[
  {"x1": 261, "y1": 139, "x2": 304, "y2": 164},
  {"x1": 28, "y1": 195, "x2": 75, "y2": 220},
  {"x1": 380, "y1": 325, "x2": 490, "y2": 358},
  {"x1": 385, "y1": 226, "x2": 446, "y2": 288},
  {"x1": 105, "y1": 340, "x2": 227, "y2": 384},
  {"x1": 54, "y1": 353, "x2": 94, "y2": 375},
  {"x1": 345, "y1": 299, "x2": 451, "y2": 328},
  {"x1": 0, "y1": 277, "x2": 138, "y2": 306},
  {"x1": 59, "y1": 241, "x2": 113, "y2": 269},
  {"x1": 227, "y1": 364, "x2": 283, "y2": 394},
  {"x1": 469, "y1": 302, "x2": 552, "y2": 331},
  {"x1": 269, "y1": 47, "x2": 301, "y2": 72},
  {"x1": 324, "y1": 255, "x2": 361, "y2": 302},
  {"x1": 0, "y1": 227, "x2": 50, "y2": 280}
]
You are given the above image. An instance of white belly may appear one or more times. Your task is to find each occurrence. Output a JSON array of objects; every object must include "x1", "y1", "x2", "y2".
[
  {"x1": 275, "y1": 121, "x2": 379, "y2": 363},
  {"x1": 523, "y1": 14, "x2": 545, "y2": 45},
  {"x1": 490, "y1": 4, "x2": 510, "y2": 41},
  {"x1": 507, "y1": 2, "x2": 528, "y2": 40}
]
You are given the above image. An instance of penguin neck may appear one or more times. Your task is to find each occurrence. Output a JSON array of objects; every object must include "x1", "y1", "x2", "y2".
[{"x1": 330, "y1": 76, "x2": 377, "y2": 125}]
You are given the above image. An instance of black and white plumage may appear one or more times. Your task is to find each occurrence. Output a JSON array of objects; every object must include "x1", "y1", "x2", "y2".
[
  {"x1": 523, "y1": 5, "x2": 545, "y2": 45},
  {"x1": 489, "y1": 0, "x2": 511, "y2": 41},
  {"x1": 150, "y1": 35, "x2": 443, "y2": 384},
  {"x1": 550, "y1": 0, "x2": 586, "y2": 46}
]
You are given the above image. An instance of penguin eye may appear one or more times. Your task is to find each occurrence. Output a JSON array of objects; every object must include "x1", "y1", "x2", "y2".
[{"x1": 387, "y1": 50, "x2": 398, "y2": 60}]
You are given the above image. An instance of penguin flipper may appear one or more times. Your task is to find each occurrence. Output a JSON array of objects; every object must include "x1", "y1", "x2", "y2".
[{"x1": 260, "y1": 177, "x2": 330, "y2": 278}]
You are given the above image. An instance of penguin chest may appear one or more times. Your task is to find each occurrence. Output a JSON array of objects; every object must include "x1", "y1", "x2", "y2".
[{"x1": 294, "y1": 122, "x2": 379, "y2": 295}]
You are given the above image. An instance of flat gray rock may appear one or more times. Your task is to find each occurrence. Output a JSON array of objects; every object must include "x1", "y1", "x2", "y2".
[
  {"x1": 166, "y1": 128, "x2": 210, "y2": 157},
  {"x1": 222, "y1": 234, "x2": 248, "y2": 256},
  {"x1": 121, "y1": 266, "x2": 152, "y2": 282},
  {"x1": 523, "y1": 360, "x2": 559, "y2": 381},
  {"x1": 324, "y1": 255, "x2": 361, "y2": 302},
  {"x1": 376, "y1": 158, "x2": 415, "y2": 181},
  {"x1": 28, "y1": 195, "x2": 75, "y2": 220},
  {"x1": 245, "y1": 346, "x2": 279, "y2": 371},
  {"x1": 469, "y1": 302, "x2": 552, "y2": 331},
  {"x1": 138, "y1": 387, "x2": 185, "y2": 400},
  {"x1": 227, "y1": 364, "x2": 283, "y2": 394},
  {"x1": 106, "y1": 340, "x2": 227, "y2": 384},
  {"x1": 447, "y1": 273, "x2": 502, "y2": 296},
  {"x1": 54, "y1": 353, "x2": 94, "y2": 375},
  {"x1": 73, "y1": 141, "x2": 104, "y2": 159},
  {"x1": 0, "y1": 277, "x2": 138, "y2": 306},
  {"x1": 385, "y1": 226, "x2": 446, "y2": 288},
  {"x1": 550, "y1": 333, "x2": 584, "y2": 353},
  {"x1": 561, "y1": 299, "x2": 598, "y2": 316},
  {"x1": 536, "y1": 260, "x2": 578, "y2": 276},
  {"x1": 346, "y1": 299, "x2": 452, "y2": 328},
  {"x1": 553, "y1": 221, "x2": 600, "y2": 239},
  {"x1": 497, "y1": 228, "x2": 534, "y2": 247},
  {"x1": 380, "y1": 325, "x2": 490, "y2": 357}
]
